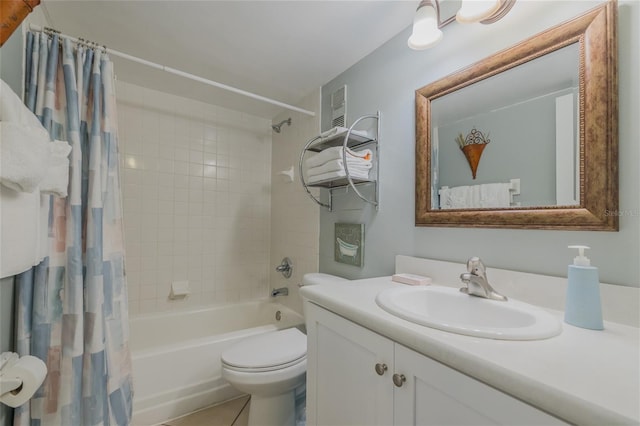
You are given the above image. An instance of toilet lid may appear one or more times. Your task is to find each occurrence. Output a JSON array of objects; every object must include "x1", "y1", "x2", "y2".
[{"x1": 221, "y1": 328, "x2": 307, "y2": 370}]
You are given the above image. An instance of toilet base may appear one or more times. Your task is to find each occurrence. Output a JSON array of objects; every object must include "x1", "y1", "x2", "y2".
[{"x1": 248, "y1": 390, "x2": 295, "y2": 426}]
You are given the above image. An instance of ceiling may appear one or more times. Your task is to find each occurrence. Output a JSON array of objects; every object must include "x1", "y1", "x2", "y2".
[{"x1": 39, "y1": 1, "x2": 418, "y2": 119}]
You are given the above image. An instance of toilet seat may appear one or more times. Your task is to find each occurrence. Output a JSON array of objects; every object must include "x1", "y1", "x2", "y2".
[
  {"x1": 222, "y1": 355, "x2": 306, "y2": 373},
  {"x1": 221, "y1": 328, "x2": 307, "y2": 373}
]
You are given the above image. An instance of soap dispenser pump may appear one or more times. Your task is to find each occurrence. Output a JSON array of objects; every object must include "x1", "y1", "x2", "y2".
[{"x1": 564, "y1": 245, "x2": 603, "y2": 330}]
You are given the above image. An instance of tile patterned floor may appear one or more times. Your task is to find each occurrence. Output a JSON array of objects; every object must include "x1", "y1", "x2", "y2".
[{"x1": 161, "y1": 396, "x2": 250, "y2": 426}]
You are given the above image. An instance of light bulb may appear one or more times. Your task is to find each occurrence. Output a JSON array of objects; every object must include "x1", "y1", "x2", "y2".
[
  {"x1": 456, "y1": 0, "x2": 501, "y2": 24},
  {"x1": 407, "y1": 3, "x2": 443, "y2": 50}
]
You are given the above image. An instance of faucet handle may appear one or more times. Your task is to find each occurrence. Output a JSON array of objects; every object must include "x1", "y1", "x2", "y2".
[
  {"x1": 275, "y1": 257, "x2": 293, "y2": 279},
  {"x1": 467, "y1": 257, "x2": 486, "y2": 276}
]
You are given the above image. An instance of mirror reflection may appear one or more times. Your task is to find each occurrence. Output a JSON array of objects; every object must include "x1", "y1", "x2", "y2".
[{"x1": 431, "y1": 43, "x2": 580, "y2": 210}]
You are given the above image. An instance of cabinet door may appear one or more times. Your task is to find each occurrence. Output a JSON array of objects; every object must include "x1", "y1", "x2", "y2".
[
  {"x1": 393, "y1": 345, "x2": 568, "y2": 426},
  {"x1": 306, "y1": 302, "x2": 394, "y2": 426}
]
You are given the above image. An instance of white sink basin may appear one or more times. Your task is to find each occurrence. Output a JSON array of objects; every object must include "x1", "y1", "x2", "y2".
[{"x1": 375, "y1": 285, "x2": 562, "y2": 340}]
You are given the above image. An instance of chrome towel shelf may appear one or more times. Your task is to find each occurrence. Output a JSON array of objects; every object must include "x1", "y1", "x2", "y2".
[{"x1": 299, "y1": 112, "x2": 380, "y2": 211}]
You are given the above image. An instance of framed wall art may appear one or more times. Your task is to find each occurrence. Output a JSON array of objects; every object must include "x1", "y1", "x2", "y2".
[{"x1": 334, "y1": 223, "x2": 364, "y2": 267}]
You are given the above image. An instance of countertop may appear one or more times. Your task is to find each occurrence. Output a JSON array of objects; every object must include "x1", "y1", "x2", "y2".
[{"x1": 301, "y1": 277, "x2": 640, "y2": 426}]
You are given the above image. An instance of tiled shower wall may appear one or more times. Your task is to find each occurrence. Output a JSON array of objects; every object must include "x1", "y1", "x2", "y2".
[
  {"x1": 269, "y1": 90, "x2": 321, "y2": 314},
  {"x1": 116, "y1": 81, "x2": 273, "y2": 315}
]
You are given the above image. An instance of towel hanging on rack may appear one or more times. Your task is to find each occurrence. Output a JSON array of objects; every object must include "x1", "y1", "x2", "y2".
[
  {"x1": 0, "y1": 79, "x2": 72, "y2": 195},
  {"x1": 439, "y1": 182, "x2": 512, "y2": 209}
]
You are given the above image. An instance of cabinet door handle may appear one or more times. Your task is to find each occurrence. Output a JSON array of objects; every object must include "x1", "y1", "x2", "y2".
[
  {"x1": 392, "y1": 373, "x2": 406, "y2": 387},
  {"x1": 374, "y1": 363, "x2": 388, "y2": 376}
]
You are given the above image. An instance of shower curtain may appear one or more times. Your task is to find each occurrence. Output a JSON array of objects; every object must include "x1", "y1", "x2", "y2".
[{"x1": 13, "y1": 32, "x2": 133, "y2": 425}]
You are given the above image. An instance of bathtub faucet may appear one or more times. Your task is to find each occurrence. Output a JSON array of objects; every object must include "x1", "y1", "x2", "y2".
[
  {"x1": 276, "y1": 257, "x2": 293, "y2": 279},
  {"x1": 271, "y1": 287, "x2": 289, "y2": 297}
]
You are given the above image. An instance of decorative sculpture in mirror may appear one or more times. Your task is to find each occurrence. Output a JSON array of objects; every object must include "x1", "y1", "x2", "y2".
[{"x1": 415, "y1": 1, "x2": 618, "y2": 230}]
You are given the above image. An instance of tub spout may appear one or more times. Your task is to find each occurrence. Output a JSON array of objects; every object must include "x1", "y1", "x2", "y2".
[{"x1": 271, "y1": 287, "x2": 289, "y2": 297}]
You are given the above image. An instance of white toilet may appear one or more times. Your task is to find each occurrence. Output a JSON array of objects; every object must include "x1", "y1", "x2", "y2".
[{"x1": 221, "y1": 273, "x2": 347, "y2": 426}]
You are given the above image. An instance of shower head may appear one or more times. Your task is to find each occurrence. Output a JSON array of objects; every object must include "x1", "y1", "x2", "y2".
[{"x1": 272, "y1": 118, "x2": 292, "y2": 133}]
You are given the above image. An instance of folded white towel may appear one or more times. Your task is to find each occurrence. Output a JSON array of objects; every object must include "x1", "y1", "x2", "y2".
[
  {"x1": 306, "y1": 158, "x2": 372, "y2": 178},
  {"x1": 308, "y1": 169, "x2": 371, "y2": 185},
  {"x1": 320, "y1": 126, "x2": 369, "y2": 140},
  {"x1": 305, "y1": 146, "x2": 372, "y2": 169},
  {"x1": 1, "y1": 78, "x2": 53, "y2": 193},
  {"x1": 0, "y1": 121, "x2": 50, "y2": 193},
  {"x1": 40, "y1": 140, "x2": 72, "y2": 197}
]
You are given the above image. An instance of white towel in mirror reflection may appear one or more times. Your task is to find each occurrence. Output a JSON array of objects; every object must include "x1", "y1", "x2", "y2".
[{"x1": 439, "y1": 183, "x2": 511, "y2": 209}]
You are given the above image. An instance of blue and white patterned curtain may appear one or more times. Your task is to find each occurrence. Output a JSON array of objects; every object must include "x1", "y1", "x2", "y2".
[{"x1": 14, "y1": 32, "x2": 133, "y2": 426}]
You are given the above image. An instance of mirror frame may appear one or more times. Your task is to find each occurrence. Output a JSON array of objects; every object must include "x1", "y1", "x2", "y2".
[{"x1": 415, "y1": 1, "x2": 618, "y2": 231}]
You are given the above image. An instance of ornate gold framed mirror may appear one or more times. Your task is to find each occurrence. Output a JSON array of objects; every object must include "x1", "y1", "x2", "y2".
[{"x1": 415, "y1": 1, "x2": 618, "y2": 230}]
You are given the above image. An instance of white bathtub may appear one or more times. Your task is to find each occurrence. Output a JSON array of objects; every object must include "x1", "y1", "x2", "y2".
[{"x1": 129, "y1": 301, "x2": 304, "y2": 426}]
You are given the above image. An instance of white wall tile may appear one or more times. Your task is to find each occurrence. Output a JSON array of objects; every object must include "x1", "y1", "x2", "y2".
[
  {"x1": 117, "y1": 80, "x2": 272, "y2": 316},
  {"x1": 269, "y1": 89, "x2": 321, "y2": 314}
]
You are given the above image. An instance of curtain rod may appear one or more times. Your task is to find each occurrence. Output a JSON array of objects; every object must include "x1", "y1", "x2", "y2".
[{"x1": 28, "y1": 24, "x2": 316, "y2": 117}]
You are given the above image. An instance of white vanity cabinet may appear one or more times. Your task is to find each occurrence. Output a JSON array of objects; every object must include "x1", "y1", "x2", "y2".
[
  {"x1": 305, "y1": 302, "x2": 568, "y2": 426},
  {"x1": 305, "y1": 301, "x2": 394, "y2": 425}
]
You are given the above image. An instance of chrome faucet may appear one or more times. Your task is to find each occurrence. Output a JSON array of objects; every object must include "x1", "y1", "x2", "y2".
[
  {"x1": 271, "y1": 287, "x2": 289, "y2": 297},
  {"x1": 459, "y1": 257, "x2": 507, "y2": 301}
]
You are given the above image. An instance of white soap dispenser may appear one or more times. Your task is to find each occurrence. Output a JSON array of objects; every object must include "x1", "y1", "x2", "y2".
[{"x1": 564, "y1": 245, "x2": 603, "y2": 330}]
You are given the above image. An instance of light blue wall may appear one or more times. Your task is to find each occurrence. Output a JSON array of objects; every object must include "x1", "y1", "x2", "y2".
[
  {"x1": 437, "y1": 91, "x2": 568, "y2": 207},
  {"x1": 320, "y1": 1, "x2": 639, "y2": 287}
]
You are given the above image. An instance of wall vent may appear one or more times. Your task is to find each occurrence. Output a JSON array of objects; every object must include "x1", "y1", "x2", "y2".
[{"x1": 331, "y1": 85, "x2": 347, "y2": 128}]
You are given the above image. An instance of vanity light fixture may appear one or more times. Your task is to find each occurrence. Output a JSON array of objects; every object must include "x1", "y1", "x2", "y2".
[
  {"x1": 407, "y1": 1, "x2": 443, "y2": 50},
  {"x1": 408, "y1": 0, "x2": 517, "y2": 50},
  {"x1": 456, "y1": 0, "x2": 516, "y2": 24}
]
